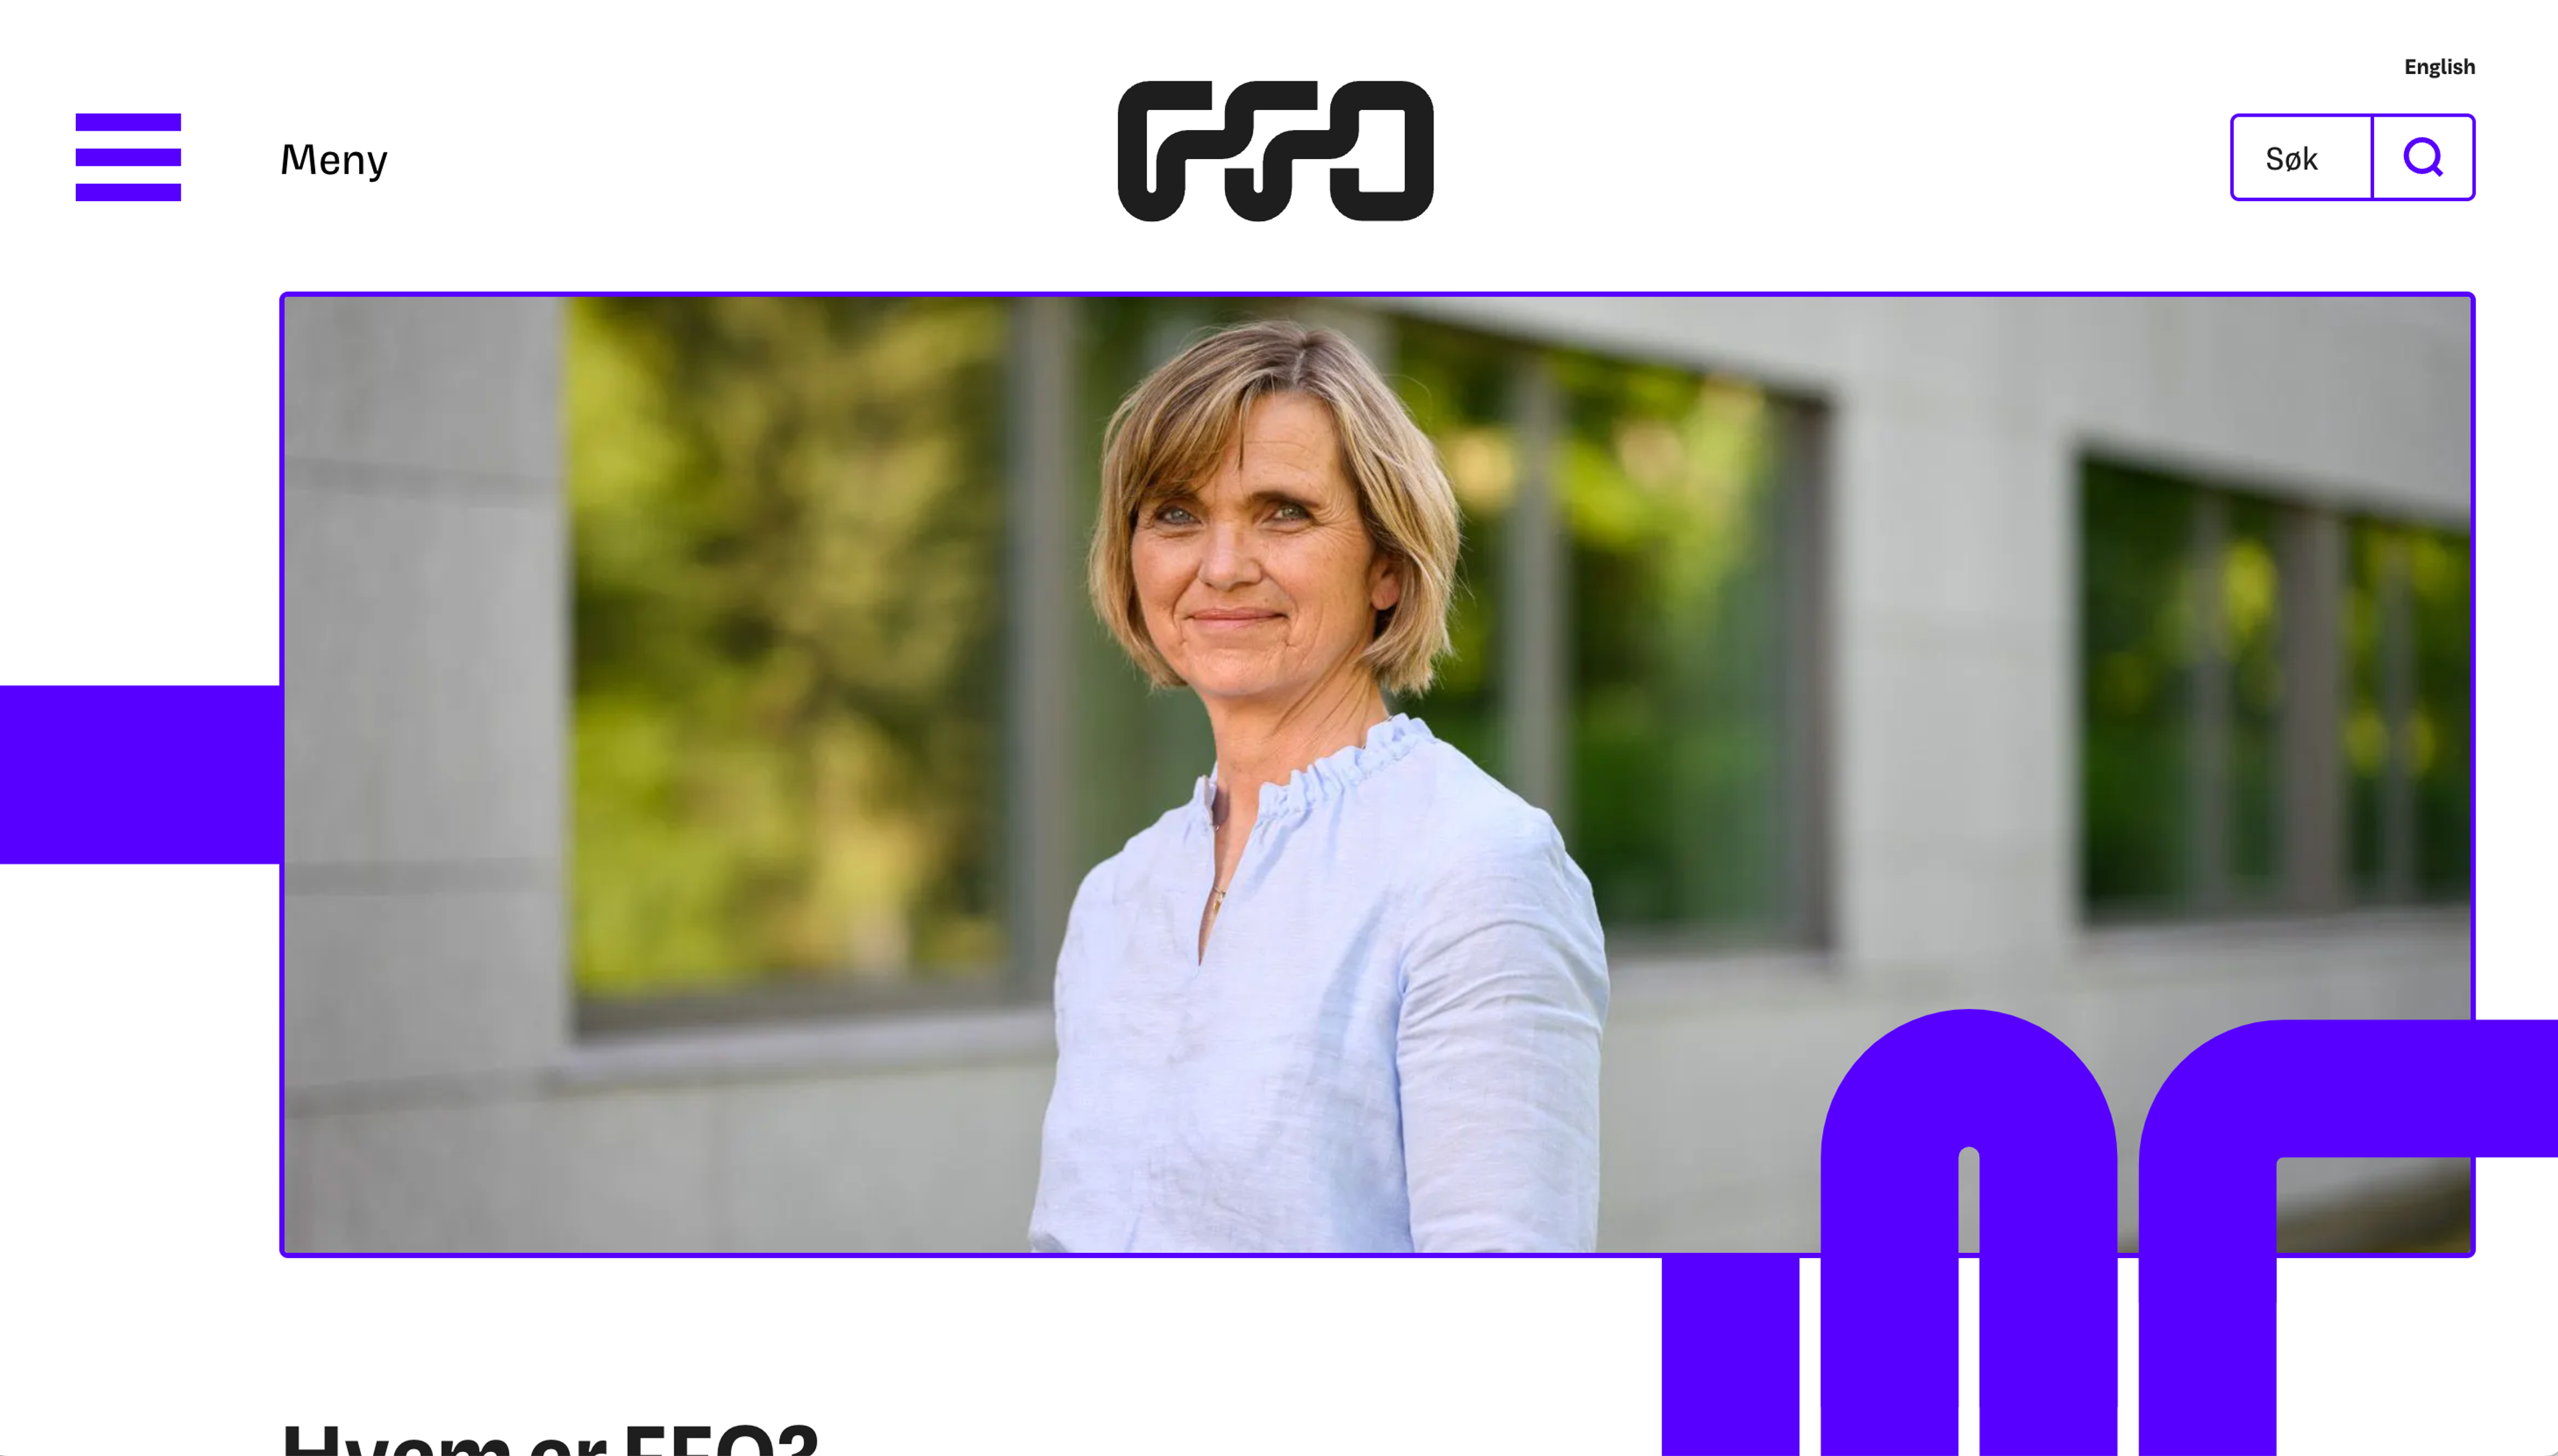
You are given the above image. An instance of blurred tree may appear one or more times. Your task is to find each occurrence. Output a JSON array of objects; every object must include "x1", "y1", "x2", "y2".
[
  {"x1": 2409, "y1": 528, "x2": 2471, "y2": 898},
  {"x1": 569, "y1": 297, "x2": 1007, "y2": 1002},
  {"x1": 1557, "y1": 353, "x2": 1792, "y2": 936},
  {"x1": 2346, "y1": 519, "x2": 2471, "y2": 902},
  {"x1": 2082, "y1": 460, "x2": 2206, "y2": 912}
]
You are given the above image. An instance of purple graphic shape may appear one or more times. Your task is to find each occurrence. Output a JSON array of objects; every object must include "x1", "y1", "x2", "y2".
[
  {"x1": 75, "y1": 113, "x2": 181, "y2": 130},
  {"x1": 74, "y1": 182, "x2": 182, "y2": 201},
  {"x1": 1661, "y1": 1254, "x2": 1800, "y2": 1455},
  {"x1": 1823, "y1": 1009, "x2": 2116, "y2": 1455},
  {"x1": 0, "y1": 687, "x2": 280, "y2": 862},
  {"x1": 2140, "y1": 1018, "x2": 2558, "y2": 1455},
  {"x1": 76, "y1": 148, "x2": 181, "y2": 166}
]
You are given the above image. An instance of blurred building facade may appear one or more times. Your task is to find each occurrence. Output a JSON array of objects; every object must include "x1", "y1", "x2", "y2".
[{"x1": 284, "y1": 294, "x2": 2472, "y2": 1252}]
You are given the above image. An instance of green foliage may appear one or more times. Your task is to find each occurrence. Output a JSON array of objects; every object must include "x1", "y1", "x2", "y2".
[
  {"x1": 1556, "y1": 353, "x2": 1792, "y2": 933},
  {"x1": 2344, "y1": 518, "x2": 2471, "y2": 900},
  {"x1": 569, "y1": 298, "x2": 1008, "y2": 999},
  {"x1": 2409, "y1": 528, "x2": 2471, "y2": 897}
]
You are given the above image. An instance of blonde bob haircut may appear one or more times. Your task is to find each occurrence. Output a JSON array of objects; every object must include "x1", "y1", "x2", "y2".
[{"x1": 1090, "y1": 319, "x2": 1461, "y2": 695}]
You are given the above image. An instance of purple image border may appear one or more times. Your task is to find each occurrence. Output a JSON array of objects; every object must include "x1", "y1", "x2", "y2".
[
  {"x1": 276, "y1": 288, "x2": 2480, "y2": 1264},
  {"x1": 2227, "y1": 113, "x2": 2478, "y2": 202}
]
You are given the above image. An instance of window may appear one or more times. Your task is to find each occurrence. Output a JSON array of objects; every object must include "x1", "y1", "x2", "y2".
[
  {"x1": 2345, "y1": 520, "x2": 2473, "y2": 903},
  {"x1": 568, "y1": 298, "x2": 1829, "y2": 1029},
  {"x1": 568, "y1": 298, "x2": 1011, "y2": 1026},
  {"x1": 1556, "y1": 350, "x2": 1822, "y2": 942},
  {"x1": 2079, "y1": 456, "x2": 2469, "y2": 920}
]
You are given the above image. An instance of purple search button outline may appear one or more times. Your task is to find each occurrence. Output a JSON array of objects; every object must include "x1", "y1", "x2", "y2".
[{"x1": 2229, "y1": 112, "x2": 2475, "y2": 202}]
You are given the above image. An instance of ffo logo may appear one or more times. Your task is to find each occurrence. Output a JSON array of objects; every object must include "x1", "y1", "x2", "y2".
[{"x1": 1117, "y1": 81, "x2": 1433, "y2": 222}]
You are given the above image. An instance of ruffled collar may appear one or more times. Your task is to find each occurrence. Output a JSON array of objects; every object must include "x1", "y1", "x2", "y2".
[{"x1": 1188, "y1": 713, "x2": 1435, "y2": 827}]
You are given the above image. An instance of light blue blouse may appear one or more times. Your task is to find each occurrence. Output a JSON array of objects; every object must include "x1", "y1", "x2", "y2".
[{"x1": 1029, "y1": 714, "x2": 1609, "y2": 1252}]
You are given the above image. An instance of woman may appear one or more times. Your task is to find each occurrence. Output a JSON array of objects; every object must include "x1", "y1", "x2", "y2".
[{"x1": 1029, "y1": 319, "x2": 1608, "y2": 1253}]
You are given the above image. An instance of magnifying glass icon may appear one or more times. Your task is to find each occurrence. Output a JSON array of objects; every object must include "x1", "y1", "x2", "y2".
[{"x1": 2403, "y1": 137, "x2": 2444, "y2": 176}]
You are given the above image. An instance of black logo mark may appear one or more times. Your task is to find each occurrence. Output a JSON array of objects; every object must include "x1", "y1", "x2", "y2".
[{"x1": 1117, "y1": 81, "x2": 1434, "y2": 222}]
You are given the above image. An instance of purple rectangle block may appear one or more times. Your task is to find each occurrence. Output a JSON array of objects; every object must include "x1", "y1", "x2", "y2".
[
  {"x1": 0, "y1": 687, "x2": 280, "y2": 863},
  {"x1": 75, "y1": 112, "x2": 181, "y2": 131},
  {"x1": 74, "y1": 182, "x2": 182, "y2": 201},
  {"x1": 1661, "y1": 1254, "x2": 1800, "y2": 1455},
  {"x1": 77, "y1": 148, "x2": 181, "y2": 166}
]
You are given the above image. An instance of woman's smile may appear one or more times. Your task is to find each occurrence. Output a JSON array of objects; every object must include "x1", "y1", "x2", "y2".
[{"x1": 1190, "y1": 607, "x2": 1284, "y2": 631}]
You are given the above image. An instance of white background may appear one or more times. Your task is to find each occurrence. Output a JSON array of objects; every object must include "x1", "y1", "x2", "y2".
[{"x1": 0, "y1": 1, "x2": 2547, "y2": 1451}]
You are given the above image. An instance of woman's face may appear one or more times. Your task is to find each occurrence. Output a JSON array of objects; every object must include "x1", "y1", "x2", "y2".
[{"x1": 1132, "y1": 391, "x2": 1402, "y2": 711}]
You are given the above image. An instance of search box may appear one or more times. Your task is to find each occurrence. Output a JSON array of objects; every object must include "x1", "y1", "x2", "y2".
[{"x1": 2229, "y1": 113, "x2": 2475, "y2": 201}]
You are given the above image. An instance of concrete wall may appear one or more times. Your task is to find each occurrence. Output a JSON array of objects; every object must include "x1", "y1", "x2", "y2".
[{"x1": 282, "y1": 294, "x2": 2471, "y2": 1252}]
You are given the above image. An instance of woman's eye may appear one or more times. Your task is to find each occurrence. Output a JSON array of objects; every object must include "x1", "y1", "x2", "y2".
[
  {"x1": 1153, "y1": 504, "x2": 1198, "y2": 526},
  {"x1": 1271, "y1": 501, "x2": 1311, "y2": 522}
]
